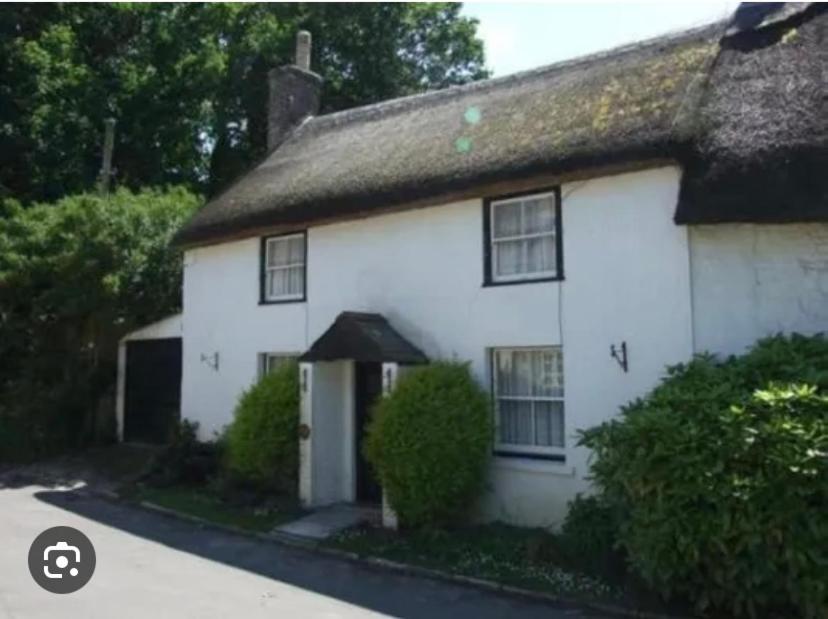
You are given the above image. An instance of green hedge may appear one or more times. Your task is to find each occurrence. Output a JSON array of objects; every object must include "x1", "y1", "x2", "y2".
[
  {"x1": 224, "y1": 361, "x2": 299, "y2": 493},
  {"x1": 580, "y1": 334, "x2": 828, "y2": 618},
  {"x1": 365, "y1": 361, "x2": 492, "y2": 528},
  {"x1": 0, "y1": 188, "x2": 200, "y2": 462}
]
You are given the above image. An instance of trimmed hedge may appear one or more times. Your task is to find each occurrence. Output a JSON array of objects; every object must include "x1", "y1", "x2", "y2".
[
  {"x1": 580, "y1": 334, "x2": 828, "y2": 618},
  {"x1": 224, "y1": 361, "x2": 299, "y2": 493},
  {"x1": 365, "y1": 361, "x2": 493, "y2": 528}
]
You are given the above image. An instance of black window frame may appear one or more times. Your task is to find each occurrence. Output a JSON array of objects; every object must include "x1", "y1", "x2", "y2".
[
  {"x1": 482, "y1": 186, "x2": 564, "y2": 287},
  {"x1": 259, "y1": 230, "x2": 308, "y2": 305}
]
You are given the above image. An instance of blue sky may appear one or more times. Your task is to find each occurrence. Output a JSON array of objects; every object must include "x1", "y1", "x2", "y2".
[{"x1": 461, "y1": 2, "x2": 740, "y2": 76}]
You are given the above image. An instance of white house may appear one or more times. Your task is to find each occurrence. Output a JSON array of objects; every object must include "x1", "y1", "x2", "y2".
[{"x1": 126, "y1": 4, "x2": 828, "y2": 527}]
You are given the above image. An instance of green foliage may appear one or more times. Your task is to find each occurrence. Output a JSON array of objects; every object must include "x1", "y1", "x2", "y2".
[
  {"x1": 560, "y1": 495, "x2": 625, "y2": 582},
  {"x1": 224, "y1": 361, "x2": 300, "y2": 493},
  {"x1": 580, "y1": 334, "x2": 828, "y2": 618},
  {"x1": 145, "y1": 420, "x2": 222, "y2": 487},
  {"x1": 0, "y1": 4, "x2": 488, "y2": 202},
  {"x1": 330, "y1": 523, "x2": 616, "y2": 600},
  {"x1": 0, "y1": 187, "x2": 200, "y2": 462},
  {"x1": 365, "y1": 361, "x2": 493, "y2": 528}
]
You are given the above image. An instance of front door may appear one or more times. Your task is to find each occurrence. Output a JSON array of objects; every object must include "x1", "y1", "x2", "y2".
[{"x1": 354, "y1": 362, "x2": 383, "y2": 504}]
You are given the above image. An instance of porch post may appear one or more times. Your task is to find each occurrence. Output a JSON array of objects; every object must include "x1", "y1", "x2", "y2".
[
  {"x1": 298, "y1": 361, "x2": 314, "y2": 506},
  {"x1": 380, "y1": 362, "x2": 400, "y2": 530}
]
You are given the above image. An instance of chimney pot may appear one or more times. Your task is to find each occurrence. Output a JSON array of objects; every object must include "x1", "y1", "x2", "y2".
[
  {"x1": 296, "y1": 30, "x2": 312, "y2": 72},
  {"x1": 266, "y1": 32, "x2": 322, "y2": 152}
]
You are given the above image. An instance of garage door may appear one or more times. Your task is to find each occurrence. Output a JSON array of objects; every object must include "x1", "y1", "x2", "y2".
[{"x1": 124, "y1": 338, "x2": 182, "y2": 443}]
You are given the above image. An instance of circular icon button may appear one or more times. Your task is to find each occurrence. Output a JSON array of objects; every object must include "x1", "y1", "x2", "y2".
[{"x1": 28, "y1": 526, "x2": 96, "y2": 594}]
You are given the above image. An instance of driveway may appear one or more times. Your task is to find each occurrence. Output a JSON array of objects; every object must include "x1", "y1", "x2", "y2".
[{"x1": 0, "y1": 482, "x2": 606, "y2": 619}]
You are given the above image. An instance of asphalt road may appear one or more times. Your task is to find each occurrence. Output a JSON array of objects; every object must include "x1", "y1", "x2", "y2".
[{"x1": 0, "y1": 483, "x2": 605, "y2": 619}]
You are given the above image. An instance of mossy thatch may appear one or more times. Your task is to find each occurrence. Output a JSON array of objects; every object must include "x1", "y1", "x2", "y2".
[{"x1": 176, "y1": 3, "x2": 826, "y2": 247}]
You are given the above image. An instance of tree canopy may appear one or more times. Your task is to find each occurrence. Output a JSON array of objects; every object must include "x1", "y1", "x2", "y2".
[
  {"x1": 0, "y1": 187, "x2": 200, "y2": 460},
  {"x1": 0, "y1": 3, "x2": 488, "y2": 204}
]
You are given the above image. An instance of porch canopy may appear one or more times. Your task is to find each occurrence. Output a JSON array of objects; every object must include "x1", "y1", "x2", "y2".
[{"x1": 300, "y1": 312, "x2": 427, "y2": 364}]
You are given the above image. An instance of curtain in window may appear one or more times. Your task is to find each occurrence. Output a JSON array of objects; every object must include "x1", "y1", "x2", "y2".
[
  {"x1": 491, "y1": 194, "x2": 556, "y2": 279},
  {"x1": 266, "y1": 235, "x2": 305, "y2": 298},
  {"x1": 495, "y1": 348, "x2": 564, "y2": 449}
]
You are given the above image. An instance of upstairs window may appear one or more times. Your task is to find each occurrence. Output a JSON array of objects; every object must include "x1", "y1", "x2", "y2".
[
  {"x1": 492, "y1": 347, "x2": 565, "y2": 459},
  {"x1": 262, "y1": 232, "x2": 306, "y2": 302},
  {"x1": 485, "y1": 189, "x2": 562, "y2": 284}
]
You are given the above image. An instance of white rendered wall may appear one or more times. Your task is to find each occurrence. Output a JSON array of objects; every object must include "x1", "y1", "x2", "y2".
[
  {"x1": 182, "y1": 166, "x2": 694, "y2": 526},
  {"x1": 690, "y1": 224, "x2": 828, "y2": 357},
  {"x1": 481, "y1": 168, "x2": 694, "y2": 526}
]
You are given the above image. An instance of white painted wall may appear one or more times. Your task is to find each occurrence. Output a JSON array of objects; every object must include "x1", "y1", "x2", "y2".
[
  {"x1": 480, "y1": 168, "x2": 694, "y2": 526},
  {"x1": 182, "y1": 166, "x2": 695, "y2": 527},
  {"x1": 690, "y1": 224, "x2": 828, "y2": 356}
]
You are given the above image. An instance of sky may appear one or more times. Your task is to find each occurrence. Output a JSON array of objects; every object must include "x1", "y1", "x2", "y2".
[{"x1": 461, "y1": 2, "x2": 741, "y2": 77}]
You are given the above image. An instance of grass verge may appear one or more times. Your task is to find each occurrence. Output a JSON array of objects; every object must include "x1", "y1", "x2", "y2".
[
  {"x1": 121, "y1": 484, "x2": 301, "y2": 533},
  {"x1": 325, "y1": 523, "x2": 621, "y2": 602}
]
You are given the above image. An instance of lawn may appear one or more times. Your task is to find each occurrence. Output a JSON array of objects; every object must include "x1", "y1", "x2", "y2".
[
  {"x1": 122, "y1": 484, "x2": 302, "y2": 533},
  {"x1": 325, "y1": 523, "x2": 621, "y2": 602}
]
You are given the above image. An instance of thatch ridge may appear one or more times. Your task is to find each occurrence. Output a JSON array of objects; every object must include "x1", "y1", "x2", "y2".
[{"x1": 175, "y1": 4, "x2": 826, "y2": 247}]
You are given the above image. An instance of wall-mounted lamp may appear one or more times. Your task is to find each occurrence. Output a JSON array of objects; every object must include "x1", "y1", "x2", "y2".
[
  {"x1": 610, "y1": 341, "x2": 628, "y2": 373},
  {"x1": 200, "y1": 352, "x2": 219, "y2": 372},
  {"x1": 301, "y1": 367, "x2": 308, "y2": 393}
]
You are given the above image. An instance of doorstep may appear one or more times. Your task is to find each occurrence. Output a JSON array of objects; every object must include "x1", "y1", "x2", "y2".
[{"x1": 272, "y1": 503, "x2": 380, "y2": 540}]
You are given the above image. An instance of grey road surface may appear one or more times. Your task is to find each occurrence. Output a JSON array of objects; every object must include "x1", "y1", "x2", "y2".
[{"x1": 0, "y1": 483, "x2": 606, "y2": 619}]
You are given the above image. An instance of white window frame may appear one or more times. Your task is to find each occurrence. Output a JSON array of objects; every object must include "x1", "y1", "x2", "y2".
[
  {"x1": 258, "y1": 352, "x2": 298, "y2": 379},
  {"x1": 489, "y1": 190, "x2": 559, "y2": 284},
  {"x1": 491, "y1": 346, "x2": 565, "y2": 458},
  {"x1": 263, "y1": 232, "x2": 306, "y2": 302}
]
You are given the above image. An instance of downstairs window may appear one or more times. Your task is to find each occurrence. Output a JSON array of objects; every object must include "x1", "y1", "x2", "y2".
[{"x1": 491, "y1": 347, "x2": 565, "y2": 459}]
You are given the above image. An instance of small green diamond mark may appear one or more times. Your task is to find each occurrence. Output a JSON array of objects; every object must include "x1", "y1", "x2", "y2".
[
  {"x1": 455, "y1": 136, "x2": 473, "y2": 153},
  {"x1": 464, "y1": 106, "x2": 482, "y2": 124}
]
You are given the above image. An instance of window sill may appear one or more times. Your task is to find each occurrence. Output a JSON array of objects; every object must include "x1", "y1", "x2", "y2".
[
  {"x1": 482, "y1": 275, "x2": 564, "y2": 288},
  {"x1": 493, "y1": 453, "x2": 575, "y2": 477},
  {"x1": 259, "y1": 297, "x2": 306, "y2": 306}
]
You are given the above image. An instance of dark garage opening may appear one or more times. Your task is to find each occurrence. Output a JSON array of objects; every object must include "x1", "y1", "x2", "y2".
[{"x1": 124, "y1": 338, "x2": 182, "y2": 444}]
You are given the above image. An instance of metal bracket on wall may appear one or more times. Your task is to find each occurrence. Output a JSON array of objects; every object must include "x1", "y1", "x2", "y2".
[
  {"x1": 200, "y1": 352, "x2": 219, "y2": 372},
  {"x1": 610, "y1": 341, "x2": 628, "y2": 373}
]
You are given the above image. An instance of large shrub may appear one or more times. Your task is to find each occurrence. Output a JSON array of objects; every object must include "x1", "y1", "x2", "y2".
[
  {"x1": 145, "y1": 420, "x2": 222, "y2": 487},
  {"x1": 580, "y1": 334, "x2": 828, "y2": 618},
  {"x1": 0, "y1": 188, "x2": 200, "y2": 462},
  {"x1": 224, "y1": 361, "x2": 299, "y2": 493},
  {"x1": 365, "y1": 361, "x2": 492, "y2": 528},
  {"x1": 559, "y1": 495, "x2": 625, "y2": 582}
]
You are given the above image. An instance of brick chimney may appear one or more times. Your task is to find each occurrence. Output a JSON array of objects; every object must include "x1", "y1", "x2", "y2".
[{"x1": 267, "y1": 31, "x2": 322, "y2": 152}]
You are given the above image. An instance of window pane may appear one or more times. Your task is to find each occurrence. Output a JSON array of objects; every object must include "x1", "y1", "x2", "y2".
[
  {"x1": 287, "y1": 266, "x2": 304, "y2": 295},
  {"x1": 287, "y1": 236, "x2": 305, "y2": 263},
  {"x1": 267, "y1": 238, "x2": 289, "y2": 266},
  {"x1": 535, "y1": 401, "x2": 564, "y2": 447},
  {"x1": 498, "y1": 399, "x2": 533, "y2": 445},
  {"x1": 268, "y1": 236, "x2": 305, "y2": 267},
  {"x1": 268, "y1": 269, "x2": 288, "y2": 297},
  {"x1": 526, "y1": 235, "x2": 555, "y2": 274},
  {"x1": 533, "y1": 348, "x2": 564, "y2": 397},
  {"x1": 492, "y1": 201, "x2": 521, "y2": 239},
  {"x1": 523, "y1": 196, "x2": 555, "y2": 234},
  {"x1": 494, "y1": 239, "x2": 524, "y2": 277}
]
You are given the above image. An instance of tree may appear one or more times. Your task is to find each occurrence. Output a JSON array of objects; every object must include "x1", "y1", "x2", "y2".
[
  {"x1": 0, "y1": 187, "x2": 200, "y2": 461},
  {"x1": 0, "y1": 3, "x2": 488, "y2": 203}
]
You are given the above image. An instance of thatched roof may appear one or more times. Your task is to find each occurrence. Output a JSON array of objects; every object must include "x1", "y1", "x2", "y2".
[
  {"x1": 677, "y1": 3, "x2": 827, "y2": 223},
  {"x1": 176, "y1": 3, "x2": 826, "y2": 247}
]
